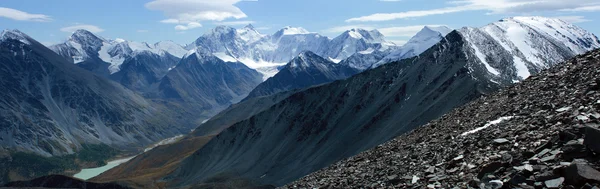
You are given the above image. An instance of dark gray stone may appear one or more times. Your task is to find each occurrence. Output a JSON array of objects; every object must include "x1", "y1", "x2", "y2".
[
  {"x1": 564, "y1": 163, "x2": 600, "y2": 185},
  {"x1": 584, "y1": 126, "x2": 600, "y2": 153}
]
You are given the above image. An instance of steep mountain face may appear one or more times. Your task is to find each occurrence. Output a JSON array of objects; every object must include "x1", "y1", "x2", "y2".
[
  {"x1": 340, "y1": 49, "x2": 389, "y2": 71},
  {"x1": 253, "y1": 27, "x2": 331, "y2": 63},
  {"x1": 324, "y1": 28, "x2": 394, "y2": 61},
  {"x1": 165, "y1": 31, "x2": 503, "y2": 187},
  {"x1": 191, "y1": 26, "x2": 249, "y2": 59},
  {"x1": 109, "y1": 51, "x2": 180, "y2": 93},
  {"x1": 286, "y1": 49, "x2": 600, "y2": 189},
  {"x1": 50, "y1": 30, "x2": 187, "y2": 77},
  {"x1": 375, "y1": 26, "x2": 453, "y2": 67},
  {"x1": 157, "y1": 48, "x2": 263, "y2": 116},
  {"x1": 164, "y1": 17, "x2": 600, "y2": 188},
  {"x1": 91, "y1": 90, "x2": 299, "y2": 187},
  {"x1": 244, "y1": 51, "x2": 358, "y2": 100},
  {"x1": 0, "y1": 30, "x2": 195, "y2": 156},
  {"x1": 50, "y1": 30, "x2": 111, "y2": 76},
  {"x1": 458, "y1": 16, "x2": 600, "y2": 81},
  {"x1": 0, "y1": 29, "x2": 196, "y2": 184},
  {"x1": 237, "y1": 24, "x2": 264, "y2": 44}
]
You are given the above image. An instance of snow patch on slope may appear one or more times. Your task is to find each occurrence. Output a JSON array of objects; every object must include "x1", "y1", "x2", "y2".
[
  {"x1": 469, "y1": 40, "x2": 501, "y2": 75},
  {"x1": 98, "y1": 42, "x2": 126, "y2": 74},
  {"x1": 461, "y1": 116, "x2": 514, "y2": 136}
]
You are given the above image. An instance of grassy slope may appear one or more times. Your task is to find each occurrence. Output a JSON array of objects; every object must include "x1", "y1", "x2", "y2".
[{"x1": 91, "y1": 135, "x2": 213, "y2": 189}]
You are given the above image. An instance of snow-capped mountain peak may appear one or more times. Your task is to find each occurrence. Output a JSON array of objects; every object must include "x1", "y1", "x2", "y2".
[
  {"x1": 405, "y1": 26, "x2": 452, "y2": 47},
  {"x1": 69, "y1": 29, "x2": 105, "y2": 45},
  {"x1": 154, "y1": 41, "x2": 188, "y2": 58},
  {"x1": 372, "y1": 26, "x2": 453, "y2": 68},
  {"x1": 342, "y1": 28, "x2": 388, "y2": 44},
  {"x1": 51, "y1": 29, "x2": 187, "y2": 74},
  {"x1": 243, "y1": 24, "x2": 256, "y2": 30},
  {"x1": 290, "y1": 51, "x2": 322, "y2": 69},
  {"x1": 279, "y1": 26, "x2": 311, "y2": 35},
  {"x1": 237, "y1": 24, "x2": 263, "y2": 43},
  {"x1": 505, "y1": 16, "x2": 600, "y2": 54},
  {"x1": 347, "y1": 29, "x2": 366, "y2": 39},
  {"x1": 211, "y1": 25, "x2": 237, "y2": 35},
  {"x1": 422, "y1": 26, "x2": 453, "y2": 36},
  {"x1": 459, "y1": 16, "x2": 600, "y2": 81},
  {"x1": 0, "y1": 29, "x2": 32, "y2": 45}
]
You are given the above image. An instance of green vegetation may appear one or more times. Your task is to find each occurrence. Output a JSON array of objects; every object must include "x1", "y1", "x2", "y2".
[
  {"x1": 10, "y1": 152, "x2": 78, "y2": 178},
  {"x1": 77, "y1": 144, "x2": 119, "y2": 165},
  {"x1": 0, "y1": 144, "x2": 120, "y2": 185}
]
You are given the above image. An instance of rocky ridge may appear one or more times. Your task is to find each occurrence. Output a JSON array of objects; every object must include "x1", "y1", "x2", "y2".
[{"x1": 284, "y1": 49, "x2": 600, "y2": 188}]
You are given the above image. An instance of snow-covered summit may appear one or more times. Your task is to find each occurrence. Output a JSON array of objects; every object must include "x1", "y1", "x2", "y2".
[
  {"x1": 154, "y1": 41, "x2": 188, "y2": 58},
  {"x1": 237, "y1": 24, "x2": 264, "y2": 44},
  {"x1": 343, "y1": 28, "x2": 388, "y2": 44},
  {"x1": 68, "y1": 29, "x2": 105, "y2": 48},
  {"x1": 278, "y1": 26, "x2": 311, "y2": 35},
  {"x1": 422, "y1": 26, "x2": 453, "y2": 37},
  {"x1": 292, "y1": 51, "x2": 325, "y2": 68},
  {"x1": 50, "y1": 29, "x2": 187, "y2": 74},
  {"x1": 373, "y1": 26, "x2": 452, "y2": 68},
  {"x1": 0, "y1": 29, "x2": 32, "y2": 45},
  {"x1": 506, "y1": 16, "x2": 600, "y2": 54},
  {"x1": 459, "y1": 16, "x2": 600, "y2": 81}
]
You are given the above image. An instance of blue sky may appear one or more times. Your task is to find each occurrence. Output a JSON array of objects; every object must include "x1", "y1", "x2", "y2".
[{"x1": 1, "y1": 0, "x2": 599, "y2": 46}]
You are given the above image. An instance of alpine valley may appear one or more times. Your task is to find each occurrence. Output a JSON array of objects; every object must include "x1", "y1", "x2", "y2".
[{"x1": 0, "y1": 15, "x2": 599, "y2": 189}]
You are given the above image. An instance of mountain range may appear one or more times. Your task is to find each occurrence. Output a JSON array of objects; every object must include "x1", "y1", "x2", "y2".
[
  {"x1": 285, "y1": 45, "x2": 600, "y2": 189},
  {"x1": 1, "y1": 16, "x2": 599, "y2": 188},
  {"x1": 0, "y1": 29, "x2": 202, "y2": 182},
  {"x1": 94, "y1": 16, "x2": 599, "y2": 188}
]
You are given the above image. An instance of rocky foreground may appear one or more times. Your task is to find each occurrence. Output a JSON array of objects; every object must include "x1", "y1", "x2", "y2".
[{"x1": 284, "y1": 49, "x2": 600, "y2": 188}]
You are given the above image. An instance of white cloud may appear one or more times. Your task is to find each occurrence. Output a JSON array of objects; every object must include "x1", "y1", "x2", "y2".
[
  {"x1": 552, "y1": 16, "x2": 591, "y2": 23},
  {"x1": 378, "y1": 25, "x2": 447, "y2": 37},
  {"x1": 147, "y1": 0, "x2": 253, "y2": 30},
  {"x1": 322, "y1": 25, "x2": 376, "y2": 34},
  {"x1": 347, "y1": 0, "x2": 600, "y2": 22},
  {"x1": 60, "y1": 25, "x2": 105, "y2": 33},
  {"x1": 0, "y1": 7, "x2": 51, "y2": 22},
  {"x1": 215, "y1": 20, "x2": 255, "y2": 26},
  {"x1": 174, "y1": 22, "x2": 202, "y2": 30},
  {"x1": 137, "y1": 29, "x2": 149, "y2": 33},
  {"x1": 561, "y1": 5, "x2": 600, "y2": 12},
  {"x1": 160, "y1": 19, "x2": 180, "y2": 24},
  {"x1": 347, "y1": 6, "x2": 477, "y2": 22}
]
